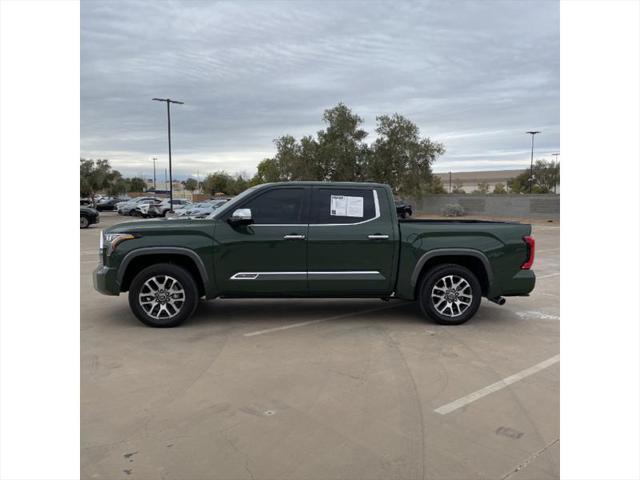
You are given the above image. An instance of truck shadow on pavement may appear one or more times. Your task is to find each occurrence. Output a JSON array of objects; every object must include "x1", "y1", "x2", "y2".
[
  {"x1": 102, "y1": 298, "x2": 521, "y2": 330},
  {"x1": 184, "y1": 298, "x2": 520, "y2": 329}
]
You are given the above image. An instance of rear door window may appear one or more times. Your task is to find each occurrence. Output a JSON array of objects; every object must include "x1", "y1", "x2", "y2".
[{"x1": 311, "y1": 188, "x2": 377, "y2": 224}]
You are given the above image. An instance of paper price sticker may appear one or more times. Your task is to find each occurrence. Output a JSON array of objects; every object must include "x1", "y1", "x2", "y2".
[{"x1": 330, "y1": 195, "x2": 364, "y2": 218}]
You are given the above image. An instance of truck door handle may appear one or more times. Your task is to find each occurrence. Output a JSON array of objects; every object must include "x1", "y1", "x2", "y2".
[
  {"x1": 283, "y1": 234, "x2": 306, "y2": 240},
  {"x1": 368, "y1": 234, "x2": 389, "y2": 240}
]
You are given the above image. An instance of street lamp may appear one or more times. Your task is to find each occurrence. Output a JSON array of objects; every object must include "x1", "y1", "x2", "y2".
[
  {"x1": 152, "y1": 157, "x2": 157, "y2": 192},
  {"x1": 526, "y1": 131, "x2": 540, "y2": 193},
  {"x1": 153, "y1": 97, "x2": 184, "y2": 212}
]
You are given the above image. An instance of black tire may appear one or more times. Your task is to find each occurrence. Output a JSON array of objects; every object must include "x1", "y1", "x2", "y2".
[
  {"x1": 80, "y1": 215, "x2": 90, "y2": 229},
  {"x1": 128, "y1": 263, "x2": 199, "y2": 327},
  {"x1": 418, "y1": 263, "x2": 482, "y2": 325}
]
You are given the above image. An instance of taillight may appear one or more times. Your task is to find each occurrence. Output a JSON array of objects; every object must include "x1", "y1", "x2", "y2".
[{"x1": 521, "y1": 235, "x2": 535, "y2": 269}]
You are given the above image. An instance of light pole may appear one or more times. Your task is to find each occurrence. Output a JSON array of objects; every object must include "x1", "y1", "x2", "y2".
[
  {"x1": 526, "y1": 131, "x2": 540, "y2": 193},
  {"x1": 153, "y1": 97, "x2": 184, "y2": 212},
  {"x1": 552, "y1": 152, "x2": 560, "y2": 194},
  {"x1": 152, "y1": 157, "x2": 157, "y2": 192}
]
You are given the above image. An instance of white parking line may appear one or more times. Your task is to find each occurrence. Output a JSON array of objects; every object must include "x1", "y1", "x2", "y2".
[
  {"x1": 516, "y1": 311, "x2": 560, "y2": 321},
  {"x1": 537, "y1": 247, "x2": 560, "y2": 253},
  {"x1": 434, "y1": 354, "x2": 560, "y2": 415},
  {"x1": 243, "y1": 302, "x2": 404, "y2": 337},
  {"x1": 537, "y1": 272, "x2": 560, "y2": 279}
]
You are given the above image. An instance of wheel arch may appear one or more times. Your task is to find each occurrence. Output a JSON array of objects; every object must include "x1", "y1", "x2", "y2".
[
  {"x1": 411, "y1": 249, "x2": 493, "y2": 298},
  {"x1": 118, "y1": 247, "x2": 208, "y2": 296}
]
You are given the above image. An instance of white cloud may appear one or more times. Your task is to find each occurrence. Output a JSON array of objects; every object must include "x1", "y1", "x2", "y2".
[{"x1": 81, "y1": 0, "x2": 559, "y2": 177}]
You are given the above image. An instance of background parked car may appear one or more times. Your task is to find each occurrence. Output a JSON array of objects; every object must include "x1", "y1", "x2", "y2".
[
  {"x1": 80, "y1": 206, "x2": 99, "y2": 229},
  {"x1": 80, "y1": 198, "x2": 93, "y2": 206},
  {"x1": 172, "y1": 199, "x2": 226, "y2": 218},
  {"x1": 395, "y1": 199, "x2": 413, "y2": 219},
  {"x1": 96, "y1": 196, "x2": 128, "y2": 211},
  {"x1": 146, "y1": 198, "x2": 192, "y2": 217},
  {"x1": 117, "y1": 197, "x2": 161, "y2": 216}
]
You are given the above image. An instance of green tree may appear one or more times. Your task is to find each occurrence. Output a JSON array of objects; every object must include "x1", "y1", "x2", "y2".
[
  {"x1": 230, "y1": 173, "x2": 250, "y2": 195},
  {"x1": 80, "y1": 158, "x2": 121, "y2": 202},
  {"x1": 202, "y1": 171, "x2": 234, "y2": 195},
  {"x1": 108, "y1": 171, "x2": 128, "y2": 196},
  {"x1": 316, "y1": 103, "x2": 368, "y2": 181},
  {"x1": 368, "y1": 114, "x2": 445, "y2": 198},
  {"x1": 127, "y1": 177, "x2": 146, "y2": 192},
  {"x1": 184, "y1": 178, "x2": 198, "y2": 192},
  {"x1": 272, "y1": 135, "x2": 300, "y2": 181},
  {"x1": 493, "y1": 183, "x2": 507, "y2": 194},
  {"x1": 296, "y1": 135, "x2": 321, "y2": 180},
  {"x1": 247, "y1": 103, "x2": 446, "y2": 194},
  {"x1": 253, "y1": 158, "x2": 281, "y2": 183},
  {"x1": 429, "y1": 175, "x2": 447, "y2": 194},
  {"x1": 509, "y1": 160, "x2": 560, "y2": 193}
]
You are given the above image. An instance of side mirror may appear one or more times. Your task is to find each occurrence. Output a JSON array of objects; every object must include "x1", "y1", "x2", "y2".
[{"x1": 229, "y1": 208, "x2": 253, "y2": 225}]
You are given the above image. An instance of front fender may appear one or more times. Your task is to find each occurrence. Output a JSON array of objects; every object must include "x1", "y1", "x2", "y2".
[{"x1": 117, "y1": 246, "x2": 210, "y2": 289}]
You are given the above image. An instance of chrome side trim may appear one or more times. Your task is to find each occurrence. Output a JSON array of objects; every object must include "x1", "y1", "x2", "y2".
[
  {"x1": 230, "y1": 271, "x2": 305, "y2": 280},
  {"x1": 230, "y1": 270, "x2": 384, "y2": 281},
  {"x1": 252, "y1": 224, "x2": 307, "y2": 227}
]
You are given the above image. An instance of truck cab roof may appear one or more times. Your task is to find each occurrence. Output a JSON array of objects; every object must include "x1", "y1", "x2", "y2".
[{"x1": 256, "y1": 181, "x2": 390, "y2": 189}]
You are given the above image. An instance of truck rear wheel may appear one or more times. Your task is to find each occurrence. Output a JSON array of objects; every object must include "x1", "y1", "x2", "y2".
[
  {"x1": 128, "y1": 263, "x2": 198, "y2": 327},
  {"x1": 418, "y1": 264, "x2": 481, "y2": 325}
]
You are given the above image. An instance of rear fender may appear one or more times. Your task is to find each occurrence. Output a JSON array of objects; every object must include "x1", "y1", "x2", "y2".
[{"x1": 410, "y1": 248, "x2": 494, "y2": 291}]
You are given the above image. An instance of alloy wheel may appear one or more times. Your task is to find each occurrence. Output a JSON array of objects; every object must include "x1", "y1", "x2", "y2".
[
  {"x1": 138, "y1": 275, "x2": 186, "y2": 320},
  {"x1": 431, "y1": 274, "x2": 473, "y2": 318}
]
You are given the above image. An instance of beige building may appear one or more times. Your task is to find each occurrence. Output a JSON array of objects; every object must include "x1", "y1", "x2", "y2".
[{"x1": 435, "y1": 169, "x2": 527, "y2": 193}]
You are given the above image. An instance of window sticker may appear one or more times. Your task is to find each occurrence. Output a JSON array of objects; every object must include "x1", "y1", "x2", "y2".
[{"x1": 330, "y1": 195, "x2": 364, "y2": 217}]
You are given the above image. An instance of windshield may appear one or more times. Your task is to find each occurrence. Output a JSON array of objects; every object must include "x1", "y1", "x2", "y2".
[{"x1": 208, "y1": 186, "x2": 259, "y2": 219}]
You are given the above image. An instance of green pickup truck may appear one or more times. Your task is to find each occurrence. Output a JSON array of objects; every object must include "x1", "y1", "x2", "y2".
[{"x1": 94, "y1": 182, "x2": 535, "y2": 327}]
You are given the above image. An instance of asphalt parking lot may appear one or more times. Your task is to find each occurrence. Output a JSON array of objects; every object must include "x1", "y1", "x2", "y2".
[{"x1": 81, "y1": 212, "x2": 559, "y2": 480}]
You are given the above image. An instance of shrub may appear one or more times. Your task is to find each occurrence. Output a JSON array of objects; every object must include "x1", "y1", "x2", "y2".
[
  {"x1": 493, "y1": 183, "x2": 507, "y2": 194},
  {"x1": 441, "y1": 203, "x2": 465, "y2": 217}
]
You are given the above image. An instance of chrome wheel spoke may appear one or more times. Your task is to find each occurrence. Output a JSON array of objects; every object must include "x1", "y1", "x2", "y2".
[{"x1": 139, "y1": 274, "x2": 185, "y2": 320}]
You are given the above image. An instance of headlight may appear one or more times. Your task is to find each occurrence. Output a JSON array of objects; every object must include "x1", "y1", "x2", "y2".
[{"x1": 102, "y1": 232, "x2": 136, "y2": 256}]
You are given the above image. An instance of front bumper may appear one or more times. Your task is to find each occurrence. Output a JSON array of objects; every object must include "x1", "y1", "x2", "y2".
[{"x1": 93, "y1": 265, "x2": 120, "y2": 296}]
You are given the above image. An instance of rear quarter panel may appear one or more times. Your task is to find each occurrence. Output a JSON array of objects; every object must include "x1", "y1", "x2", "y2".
[{"x1": 396, "y1": 221, "x2": 533, "y2": 299}]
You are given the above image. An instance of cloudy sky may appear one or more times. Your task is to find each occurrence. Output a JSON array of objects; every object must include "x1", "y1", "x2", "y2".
[{"x1": 81, "y1": 0, "x2": 559, "y2": 180}]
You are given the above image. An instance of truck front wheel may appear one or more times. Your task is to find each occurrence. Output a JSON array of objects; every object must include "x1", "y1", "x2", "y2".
[
  {"x1": 418, "y1": 264, "x2": 481, "y2": 325},
  {"x1": 128, "y1": 263, "x2": 199, "y2": 327}
]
